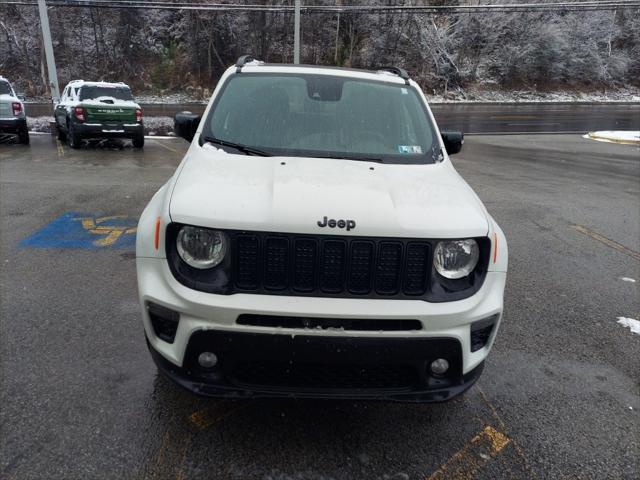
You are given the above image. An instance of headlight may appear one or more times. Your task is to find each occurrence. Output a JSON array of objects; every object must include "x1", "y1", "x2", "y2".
[
  {"x1": 434, "y1": 239, "x2": 479, "y2": 279},
  {"x1": 176, "y1": 226, "x2": 228, "y2": 269}
]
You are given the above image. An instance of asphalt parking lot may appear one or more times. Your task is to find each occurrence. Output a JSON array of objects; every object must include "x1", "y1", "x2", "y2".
[{"x1": 1, "y1": 133, "x2": 638, "y2": 479}]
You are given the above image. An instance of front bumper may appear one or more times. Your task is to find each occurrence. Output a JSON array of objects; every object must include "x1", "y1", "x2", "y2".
[
  {"x1": 148, "y1": 332, "x2": 485, "y2": 402},
  {"x1": 74, "y1": 121, "x2": 143, "y2": 139},
  {"x1": 0, "y1": 117, "x2": 26, "y2": 134},
  {"x1": 138, "y1": 257, "x2": 505, "y2": 401}
]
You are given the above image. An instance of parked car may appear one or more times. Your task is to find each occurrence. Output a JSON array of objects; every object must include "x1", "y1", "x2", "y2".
[
  {"x1": 136, "y1": 56, "x2": 508, "y2": 402},
  {"x1": 0, "y1": 76, "x2": 29, "y2": 144},
  {"x1": 54, "y1": 80, "x2": 144, "y2": 149}
]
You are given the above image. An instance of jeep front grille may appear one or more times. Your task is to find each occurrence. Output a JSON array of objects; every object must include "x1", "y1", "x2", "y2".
[
  {"x1": 233, "y1": 232, "x2": 432, "y2": 298},
  {"x1": 165, "y1": 224, "x2": 490, "y2": 301}
]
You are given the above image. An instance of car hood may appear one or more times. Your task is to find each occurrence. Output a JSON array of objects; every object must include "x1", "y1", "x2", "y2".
[{"x1": 169, "y1": 145, "x2": 489, "y2": 238}]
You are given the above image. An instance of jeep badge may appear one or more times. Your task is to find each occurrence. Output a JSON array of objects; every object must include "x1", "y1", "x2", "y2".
[{"x1": 317, "y1": 216, "x2": 356, "y2": 231}]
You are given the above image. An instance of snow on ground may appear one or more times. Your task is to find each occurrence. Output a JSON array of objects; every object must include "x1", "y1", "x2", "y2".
[
  {"x1": 27, "y1": 116, "x2": 175, "y2": 136},
  {"x1": 24, "y1": 87, "x2": 640, "y2": 105},
  {"x1": 584, "y1": 131, "x2": 640, "y2": 145},
  {"x1": 135, "y1": 93, "x2": 208, "y2": 104},
  {"x1": 616, "y1": 317, "x2": 640, "y2": 335},
  {"x1": 27, "y1": 116, "x2": 54, "y2": 133},
  {"x1": 424, "y1": 87, "x2": 640, "y2": 103},
  {"x1": 141, "y1": 116, "x2": 175, "y2": 136}
]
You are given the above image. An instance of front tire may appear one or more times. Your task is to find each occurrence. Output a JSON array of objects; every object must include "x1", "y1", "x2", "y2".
[
  {"x1": 132, "y1": 132, "x2": 144, "y2": 149},
  {"x1": 68, "y1": 121, "x2": 81, "y2": 149}
]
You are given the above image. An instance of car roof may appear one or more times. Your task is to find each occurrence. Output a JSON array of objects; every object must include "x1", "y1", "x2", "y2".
[
  {"x1": 67, "y1": 80, "x2": 131, "y2": 89},
  {"x1": 233, "y1": 56, "x2": 411, "y2": 86}
]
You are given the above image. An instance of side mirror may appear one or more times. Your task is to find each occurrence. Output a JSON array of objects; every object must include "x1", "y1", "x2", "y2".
[
  {"x1": 174, "y1": 111, "x2": 201, "y2": 142},
  {"x1": 441, "y1": 131, "x2": 464, "y2": 155},
  {"x1": 17, "y1": 94, "x2": 26, "y2": 101}
]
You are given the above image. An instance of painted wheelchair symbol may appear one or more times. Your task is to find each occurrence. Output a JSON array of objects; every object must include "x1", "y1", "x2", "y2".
[{"x1": 75, "y1": 215, "x2": 138, "y2": 247}]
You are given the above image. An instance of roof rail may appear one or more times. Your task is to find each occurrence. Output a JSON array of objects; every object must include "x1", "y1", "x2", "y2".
[
  {"x1": 236, "y1": 55, "x2": 258, "y2": 73},
  {"x1": 376, "y1": 66, "x2": 410, "y2": 85}
]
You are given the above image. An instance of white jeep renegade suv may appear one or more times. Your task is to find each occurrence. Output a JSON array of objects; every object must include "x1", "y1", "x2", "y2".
[{"x1": 136, "y1": 56, "x2": 508, "y2": 402}]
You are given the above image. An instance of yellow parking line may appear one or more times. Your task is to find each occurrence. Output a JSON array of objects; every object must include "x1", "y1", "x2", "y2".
[
  {"x1": 571, "y1": 224, "x2": 640, "y2": 261},
  {"x1": 425, "y1": 425, "x2": 510, "y2": 480},
  {"x1": 187, "y1": 401, "x2": 251, "y2": 430},
  {"x1": 477, "y1": 386, "x2": 539, "y2": 480},
  {"x1": 174, "y1": 437, "x2": 193, "y2": 480},
  {"x1": 150, "y1": 431, "x2": 173, "y2": 480},
  {"x1": 154, "y1": 139, "x2": 182, "y2": 155},
  {"x1": 56, "y1": 139, "x2": 64, "y2": 158}
]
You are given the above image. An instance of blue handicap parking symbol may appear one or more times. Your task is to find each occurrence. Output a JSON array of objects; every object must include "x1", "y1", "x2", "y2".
[{"x1": 21, "y1": 212, "x2": 138, "y2": 249}]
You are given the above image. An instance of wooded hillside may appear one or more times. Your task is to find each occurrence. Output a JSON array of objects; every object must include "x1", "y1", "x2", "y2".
[{"x1": 1, "y1": 1, "x2": 639, "y2": 98}]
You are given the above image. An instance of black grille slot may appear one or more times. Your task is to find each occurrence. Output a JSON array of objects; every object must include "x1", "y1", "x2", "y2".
[
  {"x1": 404, "y1": 243, "x2": 431, "y2": 295},
  {"x1": 375, "y1": 242, "x2": 403, "y2": 295},
  {"x1": 320, "y1": 240, "x2": 347, "y2": 293},
  {"x1": 293, "y1": 238, "x2": 318, "y2": 292},
  {"x1": 236, "y1": 235, "x2": 260, "y2": 289},
  {"x1": 348, "y1": 241, "x2": 374, "y2": 294},
  {"x1": 264, "y1": 237, "x2": 289, "y2": 290}
]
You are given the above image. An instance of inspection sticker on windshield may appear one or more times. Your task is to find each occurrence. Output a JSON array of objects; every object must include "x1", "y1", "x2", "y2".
[{"x1": 398, "y1": 145, "x2": 422, "y2": 154}]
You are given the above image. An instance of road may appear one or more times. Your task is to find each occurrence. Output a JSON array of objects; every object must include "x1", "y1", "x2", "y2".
[
  {"x1": 24, "y1": 102, "x2": 640, "y2": 134},
  {"x1": 0, "y1": 134, "x2": 638, "y2": 479}
]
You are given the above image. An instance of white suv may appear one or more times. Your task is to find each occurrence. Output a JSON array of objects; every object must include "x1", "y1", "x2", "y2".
[
  {"x1": 136, "y1": 57, "x2": 508, "y2": 402},
  {"x1": 0, "y1": 76, "x2": 29, "y2": 144}
]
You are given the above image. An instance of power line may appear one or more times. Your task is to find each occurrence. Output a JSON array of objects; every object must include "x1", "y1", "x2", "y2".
[{"x1": 3, "y1": 0, "x2": 640, "y2": 12}]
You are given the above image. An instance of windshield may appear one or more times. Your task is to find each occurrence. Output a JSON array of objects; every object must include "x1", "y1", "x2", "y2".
[
  {"x1": 0, "y1": 81, "x2": 12, "y2": 95},
  {"x1": 79, "y1": 86, "x2": 134, "y2": 101},
  {"x1": 203, "y1": 73, "x2": 439, "y2": 164}
]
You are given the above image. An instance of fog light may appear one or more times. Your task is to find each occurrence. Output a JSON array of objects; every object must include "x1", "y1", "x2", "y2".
[
  {"x1": 198, "y1": 352, "x2": 218, "y2": 369},
  {"x1": 430, "y1": 358, "x2": 449, "y2": 376}
]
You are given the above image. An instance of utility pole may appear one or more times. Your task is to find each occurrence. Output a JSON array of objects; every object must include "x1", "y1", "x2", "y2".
[
  {"x1": 334, "y1": 0, "x2": 342, "y2": 64},
  {"x1": 37, "y1": 0, "x2": 60, "y2": 102},
  {"x1": 294, "y1": 0, "x2": 301, "y2": 64}
]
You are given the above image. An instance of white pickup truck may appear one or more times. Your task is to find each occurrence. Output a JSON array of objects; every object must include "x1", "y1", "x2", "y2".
[{"x1": 136, "y1": 57, "x2": 508, "y2": 402}]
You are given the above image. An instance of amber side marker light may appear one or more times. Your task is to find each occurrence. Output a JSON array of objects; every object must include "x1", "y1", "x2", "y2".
[
  {"x1": 493, "y1": 232, "x2": 498, "y2": 263},
  {"x1": 154, "y1": 217, "x2": 161, "y2": 250}
]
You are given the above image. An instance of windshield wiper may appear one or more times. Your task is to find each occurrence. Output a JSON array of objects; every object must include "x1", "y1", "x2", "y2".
[
  {"x1": 203, "y1": 136, "x2": 272, "y2": 157},
  {"x1": 313, "y1": 154, "x2": 385, "y2": 163}
]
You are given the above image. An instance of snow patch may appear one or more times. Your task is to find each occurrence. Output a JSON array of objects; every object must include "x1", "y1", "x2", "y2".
[
  {"x1": 616, "y1": 317, "x2": 640, "y2": 335},
  {"x1": 202, "y1": 143, "x2": 227, "y2": 153},
  {"x1": 585, "y1": 131, "x2": 640, "y2": 145},
  {"x1": 620, "y1": 277, "x2": 637, "y2": 283},
  {"x1": 27, "y1": 116, "x2": 54, "y2": 133},
  {"x1": 27, "y1": 115, "x2": 175, "y2": 136},
  {"x1": 425, "y1": 87, "x2": 640, "y2": 103},
  {"x1": 23, "y1": 87, "x2": 640, "y2": 105},
  {"x1": 80, "y1": 97, "x2": 139, "y2": 108}
]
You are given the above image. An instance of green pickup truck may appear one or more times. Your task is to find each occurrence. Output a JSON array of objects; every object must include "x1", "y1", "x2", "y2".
[{"x1": 54, "y1": 80, "x2": 144, "y2": 149}]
